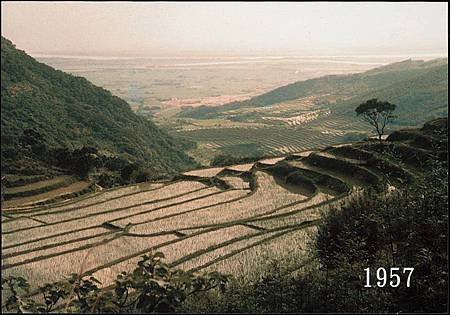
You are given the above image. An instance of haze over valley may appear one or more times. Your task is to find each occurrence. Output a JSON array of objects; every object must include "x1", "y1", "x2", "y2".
[
  {"x1": 36, "y1": 54, "x2": 434, "y2": 113},
  {"x1": 1, "y1": 2, "x2": 448, "y2": 313}
]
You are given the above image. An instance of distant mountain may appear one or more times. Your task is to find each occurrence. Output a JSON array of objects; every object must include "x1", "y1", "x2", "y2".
[
  {"x1": 179, "y1": 58, "x2": 448, "y2": 126},
  {"x1": 1, "y1": 37, "x2": 196, "y2": 175},
  {"x1": 334, "y1": 62, "x2": 448, "y2": 125}
]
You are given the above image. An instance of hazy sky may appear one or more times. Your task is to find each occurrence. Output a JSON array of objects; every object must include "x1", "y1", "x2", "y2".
[{"x1": 1, "y1": 1, "x2": 448, "y2": 57}]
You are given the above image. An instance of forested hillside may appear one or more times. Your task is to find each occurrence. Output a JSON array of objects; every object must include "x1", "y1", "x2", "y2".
[{"x1": 1, "y1": 37, "x2": 196, "y2": 176}]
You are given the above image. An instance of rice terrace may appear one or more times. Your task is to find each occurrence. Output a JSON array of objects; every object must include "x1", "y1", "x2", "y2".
[
  {"x1": 1, "y1": 2, "x2": 448, "y2": 313},
  {"x1": 2, "y1": 118, "x2": 447, "y2": 293}
]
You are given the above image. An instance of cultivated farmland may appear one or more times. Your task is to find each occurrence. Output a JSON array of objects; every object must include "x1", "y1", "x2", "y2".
[{"x1": 1, "y1": 119, "x2": 446, "y2": 297}]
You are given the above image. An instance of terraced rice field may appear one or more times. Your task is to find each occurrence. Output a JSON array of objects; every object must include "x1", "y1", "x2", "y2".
[
  {"x1": 2, "y1": 176, "x2": 94, "y2": 209},
  {"x1": 2, "y1": 130, "x2": 436, "y2": 297},
  {"x1": 172, "y1": 113, "x2": 368, "y2": 157}
]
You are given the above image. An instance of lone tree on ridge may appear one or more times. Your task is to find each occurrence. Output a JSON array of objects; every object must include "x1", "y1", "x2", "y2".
[{"x1": 356, "y1": 99, "x2": 396, "y2": 143}]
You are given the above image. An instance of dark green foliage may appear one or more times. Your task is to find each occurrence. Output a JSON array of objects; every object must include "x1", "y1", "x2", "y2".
[
  {"x1": 420, "y1": 117, "x2": 448, "y2": 136},
  {"x1": 210, "y1": 154, "x2": 263, "y2": 167},
  {"x1": 312, "y1": 162, "x2": 448, "y2": 312},
  {"x1": 1, "y1": 37, "x2": 196, "y2": 177},
  {"x1": 355, "y1": 99, "x2": 396, "y2": 116},
  {"x1": 20, "y1": 128, "x2": 45, "y2": 147},
  {"x1": 70, "y1": 147, "x2": 99, "y2": 179},
  {"x1": 183, "y1": 164, "x2": 446, "y2": 313},
  {"x1": 95, "y1": 172, "x2": 120, "y2": 189},
  {"x1": 1, "y1": 252, "x2": 229, "y2": 313},
  {"x1": 356, "y1": 99, "x2": 396, "y2": 142},
  {"x1": 118, "y1": 162, "x2": 152, "y2": 184},
  {"x1": 120, "y1": 163, "x2": 140, "y2": 183},
  {"x1": 327, "y1": 145, "x2": 414, "y2": 184},
  {"x1": 3, "y1": 177, "x2": 76, "y2": 200},
  {"x1": 305, "y1": 152, "x2": 381, "y2": 187},
  {"x1": 316, "y1": 190, "x2": 386, "y2": 269},
  {"x1": 3, "y1": 175, "x2": 50, "y2": 188},
  {"x1": 181, "y1": 153, "x2": 447, "y2": 313}
]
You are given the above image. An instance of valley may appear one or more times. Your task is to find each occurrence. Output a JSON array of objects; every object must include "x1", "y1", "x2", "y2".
[
  {"x1": 1, "y1": 2, "x2": 448, "y2": 312},
  {"x1": 37, "y1": 55, "x2": 448, "y2": 166}
]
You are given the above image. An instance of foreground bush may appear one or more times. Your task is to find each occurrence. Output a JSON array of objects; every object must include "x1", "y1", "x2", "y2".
[
  {"x1": 182, "y1": 161, "x2": 448, "y2": 313},
  {"x1": 2, "y1": 252, "x2": 228, "y2": 313}
]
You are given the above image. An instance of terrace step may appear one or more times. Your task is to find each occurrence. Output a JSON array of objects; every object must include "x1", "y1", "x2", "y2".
[
  {"x1": 387, "y1": 129, "x2": 447, "y2": 151},
  {"x1": 281, "y1": 162, "x2": 350, "y2": 196},
  {"x1": 358, "y1": 142, "x2": 446, "y2": 170},
  {"x1": 2, "y1": 180, "x2": 94, "y2": 209},
  {"x1": 327, "y1": 145, "x2": 416, "y2": 185},
  {"x1": 4, "y1": 176, "x2": 77, "y2": 200},
  {"x1": 262, "y1": 162, "x2": 318, "y2": 197},
  {"x1": 314, "y1": 151, "x2": 365, "y2": 165},
  {"x1": 3, "y1": 174, "x2": 52, "y2": 188},
  {"x1": 303, "y1": 152, "x2": 381, "y2": 188}
]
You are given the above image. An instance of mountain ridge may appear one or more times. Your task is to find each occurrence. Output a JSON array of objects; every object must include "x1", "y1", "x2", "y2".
[
  {"x1": 1, "y1": 37, "x2": 196, "y2": 176},
  {"x1": 178, "y1": 58, "x2": 448, "y2": 124}
]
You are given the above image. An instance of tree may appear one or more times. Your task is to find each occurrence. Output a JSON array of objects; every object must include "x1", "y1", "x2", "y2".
[
  {"x1": 120, "y1": 162, "x2": 140, "y2": 183},
  {"x1": 20, "y1": 129, "x2": 45, "y2": 147},
  {"x1": 70, "y1": 147, "x2": 99, "y2": 179},
  {"x1": 356, "y1": 99, "x2": 396, "y2": 143}
]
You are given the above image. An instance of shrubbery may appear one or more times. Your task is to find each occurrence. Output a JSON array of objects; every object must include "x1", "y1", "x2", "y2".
[
  {"x1": 2, "y1": 252, "x2": 229, "y2": 313},
  {"x1": 210, "y1": 154, "x2": 263, "y2": 167},
  {"x1": 182, "y1": 160, "x2": 448, "y2": 313}
]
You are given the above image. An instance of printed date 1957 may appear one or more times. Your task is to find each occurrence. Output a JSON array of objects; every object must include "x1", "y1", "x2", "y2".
[{"x1": 364, "y1": 267, "x2": 414, "y2": 288}]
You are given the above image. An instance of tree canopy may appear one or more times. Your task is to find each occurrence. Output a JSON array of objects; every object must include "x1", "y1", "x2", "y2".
[{"x1": 356, "y1": 99, "x2": 396, "y2": 142}]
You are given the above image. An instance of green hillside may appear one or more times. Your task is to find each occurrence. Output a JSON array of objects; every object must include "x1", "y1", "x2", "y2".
[
  {"x1": 1, "y1": 37, "x2": 196, "y2": 176},
  {"x1": 334, "y1": 63, "x2": 448, "y2": 125},
  {"x1": 179, "y1": 58, "x2": 448, "y2": 124}
]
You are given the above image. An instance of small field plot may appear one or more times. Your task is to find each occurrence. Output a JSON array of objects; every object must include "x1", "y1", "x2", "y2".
[
  {"x1": 2, "y1": 183, "x2": 152, "y2": 215},
  {"x1": 287, "y1": 159, "x2": 363, "y2": 189},
  {"x1": 259, "y1": 157, "x2": 287, "y2": 165},
  {"x1": 2, "y1": 233, "x2": 177, "y2": 290},
  {"x1": 219, "y1": 176, "x2": 250, "y2": 190},
  {"x1": 1, "y1": 182, "x2": 167, "y2": 222},
  {"x1": 2, "y1": 181, "x2": 92, "y2": 209},
  {"x1": 113, "y1": 188, "x2": 247, "y2": 228},
  {"x1": 4, "y1": 176, "x2": 74, "y2": 197},
  {"x1": 254, "y1": 192, "x2": 334, "y2": 218},
  {"x1": 160, "y1": 226, "x2": 255, "y2": 263},
  {"x1": 1, "y1": 217, "x2": 44, "y2": 233},
  {"x1": 290, "y1": 150, "x2": 313, "y2": 158},
  {"x1": 170, "y1": 227, "x2": 270, "y2": 272},
  {"x1": 253, "y1": 207, "x2": 323, "y2": 230},
  {"x1": 225, "y1": 163, "x2": 255, "y2": 172},
  {"x1": 2, "y1": 227, "x2": 111, "y2": 257},
  {"x1": 23, "y1": 181, "x2": 209, "y2": 224},
  {"x1": 2, "y1": 181, "x2": 212, "y2": 247},
  {"x1": 130, "y1": 171, "x2": 309, "y2": 234},
  {"x1": 183, "y1": 167, "x2": 224, "y2": 177},
  {"x1": 2, "y1": 231, "x2": 121, "y2": 268},
  {"x1": 200, "y1": 227, "x2": 317, "y2": 282}
]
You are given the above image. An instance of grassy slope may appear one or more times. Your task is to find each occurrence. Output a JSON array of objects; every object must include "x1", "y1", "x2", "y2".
[
  {"x1": 178, "y1": 58, "x2": 448, "y2": 126},
  {"x1": 334, "y1": 64, "x2": 448, "y2": 125},
  {"x1": 1, "y1": 37, "x2": 196, "y2": 175}
]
